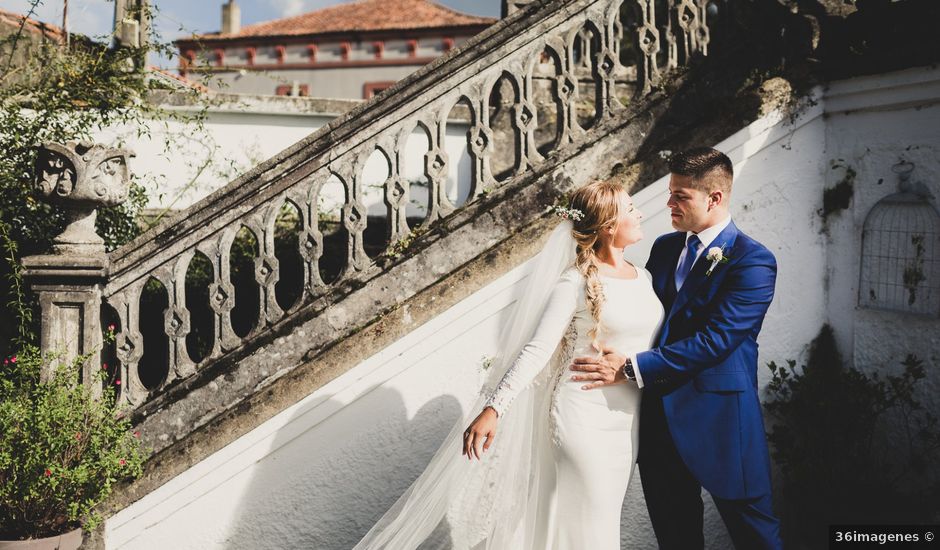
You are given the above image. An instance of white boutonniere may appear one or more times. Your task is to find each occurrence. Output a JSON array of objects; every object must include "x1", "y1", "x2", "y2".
[{"x1": 705, "y1": 245, "x2": 730, "y2": 276}]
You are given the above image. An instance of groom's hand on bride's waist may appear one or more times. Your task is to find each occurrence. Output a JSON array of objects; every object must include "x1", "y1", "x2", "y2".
[{"x1": 570, "y1": 348, "x2": 629, "y2": 390}]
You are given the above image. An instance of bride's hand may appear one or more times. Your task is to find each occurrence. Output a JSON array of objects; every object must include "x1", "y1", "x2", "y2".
[{"x1": 463, "y1": 406, "x2": 498, "y2": 461}]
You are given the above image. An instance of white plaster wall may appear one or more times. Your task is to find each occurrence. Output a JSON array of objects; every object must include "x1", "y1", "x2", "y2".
[
  {"x1": 104, "y1": 65, "x2": 940, "y2": 549},
  {"x1": 92, "y1": 110, "x2": 331, "y2": 211},
  {"x1": 92, "y1": 110, "x2": 472, "y2": 215},
  {"x1": 820, "y1": 67, "x2": 940, "y2": 448},
  {"x1": 207, "y1": 65, "x2": 427, "y2": 99}
]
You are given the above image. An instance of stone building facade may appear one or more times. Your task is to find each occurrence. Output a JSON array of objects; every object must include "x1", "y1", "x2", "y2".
[{"x1": 175, "y1": 0, "x2": 495, "y2": 99}]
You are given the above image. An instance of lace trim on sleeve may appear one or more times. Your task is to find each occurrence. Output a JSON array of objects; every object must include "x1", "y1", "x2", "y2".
[{"x1": 481, "y1": 270, "x2": 581, "y2": 417}]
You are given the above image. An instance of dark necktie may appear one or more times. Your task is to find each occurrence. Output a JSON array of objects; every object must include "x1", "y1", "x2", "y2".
[{"x1": 674, "y1": 234, "x2": 701, "y2": 290}]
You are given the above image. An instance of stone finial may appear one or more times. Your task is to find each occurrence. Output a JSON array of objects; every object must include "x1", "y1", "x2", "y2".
[{"x1": 34, "y1": 141, "x2": 135, "y2": 254}]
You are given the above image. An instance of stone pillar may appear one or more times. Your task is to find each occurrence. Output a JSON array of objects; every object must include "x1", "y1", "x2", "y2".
[
  {"x1": 113, "y1": 0, "x2": 150, "y2": 70},
  {"x1": 222, "y1": 1, "x2": 241, "y2": 35},
  {"x1": 21, "y1": 256, "x2": 109, "y2": 395},
  {"x1": 21, "y1": 141, "x2": 134, "y2": 397}
]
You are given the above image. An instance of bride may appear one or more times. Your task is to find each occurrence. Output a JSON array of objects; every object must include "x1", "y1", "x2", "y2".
[{"x1": 354, "y1": 180, "x2": 665, "y2": 549}]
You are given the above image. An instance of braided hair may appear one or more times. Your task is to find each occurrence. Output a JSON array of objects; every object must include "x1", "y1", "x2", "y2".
[{"x1": 567, "y1": 180, "x2": 624, "y2": 352}]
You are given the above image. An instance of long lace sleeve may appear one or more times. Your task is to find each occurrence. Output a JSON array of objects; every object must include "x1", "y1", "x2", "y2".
[{"x1": 483, "y1": 270, "x2": 580, "y2": 417}]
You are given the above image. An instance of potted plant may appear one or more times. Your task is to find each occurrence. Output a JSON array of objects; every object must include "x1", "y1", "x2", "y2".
[{"x1": 0, "y1": 333, "x2": 146, "y2": 548}]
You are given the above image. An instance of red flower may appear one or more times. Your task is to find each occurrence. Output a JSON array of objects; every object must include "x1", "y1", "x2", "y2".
[
  {"x1": 10, "y1": 356, "x2": 16, "y2": 364},
  {"x1": 115, "y1": 379, "x2": 121, "y2": 385},
  {"x1": 119, "y1": 458, "x2": 127, "y2": 466},
  {"x1": 101, "y1": 362, "x2": 108, "y2": 370},
  {"x1": 74, "y1": 432, "x2": 82, "y2": 440},
  {"x1": 133, "y1": 430, "x2": 141, "y2": 438},
  {"x1": 2, "y1": 359, "x2": 7, "y2": 365},
  {"x1": 44, "y1": 468, "x2": 52, "y2": 477},
  {"x1": 107, "y1": 324, "x2": 116, "y2": 331}
]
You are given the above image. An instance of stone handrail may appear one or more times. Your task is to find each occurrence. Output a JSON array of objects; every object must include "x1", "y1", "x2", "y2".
[{"x1": 96, "y1": 0, "x2": 710, "y2": 408}]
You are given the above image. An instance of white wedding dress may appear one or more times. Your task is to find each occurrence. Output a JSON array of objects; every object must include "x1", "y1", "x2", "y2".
[
  {"x1": 353, "y1": 222, "x2": 666, "y2": 550},
  {"x1": 481, "y1": 266, "x2": 665, "y2": 549}
]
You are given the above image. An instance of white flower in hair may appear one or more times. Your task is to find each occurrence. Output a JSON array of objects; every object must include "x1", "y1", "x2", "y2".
[{"x1": 551, "y1": 205, "x2": 584, "y2": 221}]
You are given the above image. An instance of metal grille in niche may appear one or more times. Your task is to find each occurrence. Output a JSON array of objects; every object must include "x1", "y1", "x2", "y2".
[{"x1": 859, "y1": 161, "x2": 940, "y2": 316}]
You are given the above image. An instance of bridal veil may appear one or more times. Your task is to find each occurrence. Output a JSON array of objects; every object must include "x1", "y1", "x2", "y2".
[{"x1": 353, "y1": 220, "x2": 577, "y2": 549}]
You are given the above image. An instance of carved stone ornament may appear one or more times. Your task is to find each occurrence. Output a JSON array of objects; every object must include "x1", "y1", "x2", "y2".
[{"x1": 34, "y1": 141, "x2": 135, "y2": 254}]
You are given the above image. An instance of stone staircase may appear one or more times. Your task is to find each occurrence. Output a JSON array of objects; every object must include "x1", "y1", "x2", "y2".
[{"x1": 69, "y1": 0, "x2": 828, "y2": 546}]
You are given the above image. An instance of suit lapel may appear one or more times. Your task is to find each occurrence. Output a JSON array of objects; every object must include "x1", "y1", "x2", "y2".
[
  {"x1": 652, "y1": 233, "x2": 685, "y2": 305},
  {"x1": 649, "y1": 233, "x2": 684, "y2": 346},
  {"x1": 667, "y1": 221, "x2": 740, "y2": 320}
]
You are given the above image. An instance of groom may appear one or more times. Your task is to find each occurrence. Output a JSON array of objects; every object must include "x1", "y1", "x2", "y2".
[{"x1": 571, "y1": 147, "x2": 783, "y2": 549}]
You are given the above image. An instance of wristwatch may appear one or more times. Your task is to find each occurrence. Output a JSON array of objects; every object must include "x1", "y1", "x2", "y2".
[{"x1": 621, "y1": 357, "x2": 636, "y2": 382}]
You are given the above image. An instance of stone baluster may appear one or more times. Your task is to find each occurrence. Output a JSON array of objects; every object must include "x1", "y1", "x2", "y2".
[
  {"x1": 108, "y1": 286, "x2": 147, "y2": 406},
  {"x1": 295, "y1": 172, "x2": 327, "y2": 297},
  {"x1": 633, "y1": 0, "x2": 663, "y2": 96},
  {"x1": 335, "y1": 163, "x2": 370, "y2": 276},
  {"x1": 596, "y1": 9, "x2": 620, "y2": 119},
  {"x1": 22, "y1": 141, "x2": 134, "y2": 398},
  {"x1": 425, "y1": 118, "x2": 453, "y2": 223},
  {"x1": 200, "y1": 231, "x2": 240, "y2": 355},
  {"x1": 466, "y1": 97, "x2": 496, "y2": 199},
  {"x1": 673, "y1": 0, "x2": 707, "y2": 65},
  {"x1": 663, "y1": 0, "x2": 679, "y2": 70},
  {"x1": 547, "y1": 38, "x2": 578, "y2": 146},
  {"x1": 694, "y1": 0, "x2": 710, "y2": 56},
  {"x1": 154, "y1": 254, "x2": 196, "y2": 380},
  {"x1": 257, "y1": 204, "x2": 285, "y2": 325},
  {"x1": 383, "y1": 137, "x2": 410, "y2": 246},
  {"x1": 561, "y1": 34, "x2": 587, "y2": 140},
  {"x1": 514, "y1": 69, "x2": 541, "y2": 171}
]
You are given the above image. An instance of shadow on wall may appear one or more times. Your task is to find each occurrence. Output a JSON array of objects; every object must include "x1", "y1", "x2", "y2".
[
  {"x1": 224, "y1": 386, "x2": 462, "y2": 549},
  {"x1": 215, "y1": 382, "x2": 729, "y2": 548}
]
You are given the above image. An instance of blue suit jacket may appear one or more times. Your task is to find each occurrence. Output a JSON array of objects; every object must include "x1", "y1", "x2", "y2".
[{"x1": 636, "y1": 220, "x2": 776, "y2": 500}]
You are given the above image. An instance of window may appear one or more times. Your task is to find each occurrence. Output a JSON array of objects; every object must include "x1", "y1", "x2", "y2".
[
  {"x1": 363, "y1": 81, "x2": 395, "y2": 99},
  {"x1": 275, "y1": 84, "x2": 310, "y2": 97}
]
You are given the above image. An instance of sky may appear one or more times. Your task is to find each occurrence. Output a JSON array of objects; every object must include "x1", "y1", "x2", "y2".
[{"x1": 0, "y1": 0, "x2": 501, "y2": 70}]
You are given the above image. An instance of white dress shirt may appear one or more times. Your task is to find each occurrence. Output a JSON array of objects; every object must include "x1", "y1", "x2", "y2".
[{"x1": 629, "y1": 215, "x2": 733, "y2": 389}]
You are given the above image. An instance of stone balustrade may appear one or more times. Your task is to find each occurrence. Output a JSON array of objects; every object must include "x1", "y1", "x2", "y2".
[{"x1": 23, "y1": 0, "x2": 711, "y2": 409}]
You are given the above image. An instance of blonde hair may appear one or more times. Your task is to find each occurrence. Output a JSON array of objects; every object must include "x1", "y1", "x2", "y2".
[{"x1": 567, "y1": 180, "x2": 625, "y2": 352}]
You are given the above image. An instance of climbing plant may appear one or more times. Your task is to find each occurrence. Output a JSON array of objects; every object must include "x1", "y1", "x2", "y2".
[{"x1": 0, "y1": 0, "x2": 217, "y2": 357}]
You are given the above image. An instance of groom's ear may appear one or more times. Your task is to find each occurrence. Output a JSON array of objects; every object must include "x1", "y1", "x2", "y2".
[{"x1": 707, "y1": 189, "x2": 725, "y2": 210}]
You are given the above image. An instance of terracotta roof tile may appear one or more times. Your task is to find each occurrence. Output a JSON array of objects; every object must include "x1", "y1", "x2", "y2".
[
  {"x1": 190, "y1": 0, "x2": 496, "y2": 40},
  {"x1": 0, "y1": 7, "x2": 66, "y2": 42},
  {"x1": 146, "y1": 65, "x2": 213, "y2": 94}
]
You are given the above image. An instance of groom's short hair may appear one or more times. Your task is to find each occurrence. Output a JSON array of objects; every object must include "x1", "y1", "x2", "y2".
[{"x1": 668, "y1": 147, "x2": 733, "y2": 195}]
